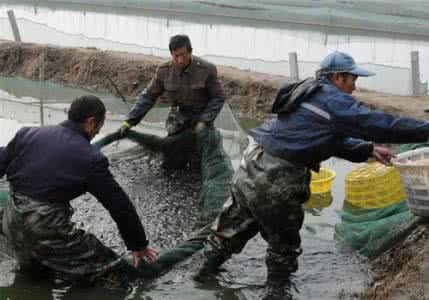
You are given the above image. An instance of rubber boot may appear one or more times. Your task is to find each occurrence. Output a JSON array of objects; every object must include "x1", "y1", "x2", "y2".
[
  {"x1": 262, "y1": 253, "x2": 298, "y2": 300},
  {"x1": 262, "y1": 283, "x2": 294, "y2": 300},
  {"x1": 94, "y1": 258, "x2": 141, "y2": 289},
  {"x1": 193, "y1": 240, "x2": 230, "y2": 282}
]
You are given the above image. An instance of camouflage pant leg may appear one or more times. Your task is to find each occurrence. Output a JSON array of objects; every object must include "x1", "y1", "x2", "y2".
[
  {"x1": 208, "y1": 143, "x2": 310, "y2": 273},
  {"x1": 2, "y1": 193, "x2": 130, "y2": 286},
  {"x1": 250, "y1": 150, "x2": 310, "y2": 274},
  {"x1": 207, "y1": 143, "x2": 266, "y2": 256}
]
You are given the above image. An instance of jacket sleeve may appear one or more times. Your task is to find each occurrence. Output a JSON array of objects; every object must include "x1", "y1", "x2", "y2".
[
  {"x1": 126, "y1": 66, "x2": 165, "y2": 126},
  {"x1": 199, "y1": 65, "x2": 225, "y2": 122},
  {"x1": 87, "y1": 153, "x2": 149, "y2": 251},
  {"x1": 328, "y1": 93, "x2": 429, "y2": 144},
  {"x1": 0, "y1": 134, "x2": 19, "y2": 178},
  {"x1": 335, "y1": 138, "x2": 373, "y2": 162}
]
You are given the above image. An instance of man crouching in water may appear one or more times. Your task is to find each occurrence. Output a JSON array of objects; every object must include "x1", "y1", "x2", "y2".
[{"x1": 0, "y1": 95, "x2": 157, "y2": 287}]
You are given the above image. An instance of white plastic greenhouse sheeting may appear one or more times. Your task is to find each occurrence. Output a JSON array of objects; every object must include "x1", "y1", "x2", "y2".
[
  {"x1": 6, "y1": 0, "x2": 429, "y2": 35},
  {"x1": 0, "y1": 2, "x2": 428, "y2": 95}
]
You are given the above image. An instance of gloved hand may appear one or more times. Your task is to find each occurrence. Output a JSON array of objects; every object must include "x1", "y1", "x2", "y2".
[
  {"x1": 194, "y1": 121, "x2": 207, "y2": 133},
  {"x1": 118, "y1": 121, "x2": 132, "y2": 137}
]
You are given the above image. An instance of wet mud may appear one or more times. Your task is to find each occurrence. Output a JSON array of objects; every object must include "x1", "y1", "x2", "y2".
[{"x1": 366, "y1": 224, "x2": 429, "y2": 300}]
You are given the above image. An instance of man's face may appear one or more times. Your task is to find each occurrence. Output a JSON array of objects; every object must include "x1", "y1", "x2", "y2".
[
  {"x1": 171, "y1": 47, "x2": 192, "y2": 69},
  {"x1": 85, "y1": 116, "x2": 104, "y2": 140},
  {"x1": 336, "y1": 73, "x2": 358, "y2": 94}
]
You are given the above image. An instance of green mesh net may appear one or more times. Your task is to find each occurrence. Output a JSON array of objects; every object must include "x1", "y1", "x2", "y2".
[
  {"x1": 0, "y1": 178, "x2": 7, "y2": 202},
  {"x1": 334, "y1": 201, "x2": 419, "y2": 257},
  {"x1": 0, "y1": 191, "x2": 7, "y2": 204},
  {"x1": 94, "y1": 125, "x2": 234, "y2": 225},
  {"x1": 93, "y1": 104, "x2": 244, "y2": 276},
  {"x1": 397, "y1": 140, "x2": 429, "y2": 153}
]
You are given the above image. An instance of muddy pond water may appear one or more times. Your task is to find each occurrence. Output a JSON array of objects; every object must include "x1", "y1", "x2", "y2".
[{"x1": 0, "y1": 76, "x2": 369, "y2": 299}]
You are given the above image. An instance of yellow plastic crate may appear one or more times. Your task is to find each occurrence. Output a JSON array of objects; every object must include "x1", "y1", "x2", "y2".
[
  {"x1": 345, "y1": 162, "x2": 406, "y2": 209},
  {"x1": 305, "y1": 192, "x2": 333, "y2": 209},
  {"x1": 310, "y1": 168, "x2": 336, "y2": 194},
  {"x1": 306, "y1": 168, "x2": 336, "y2": 209}
]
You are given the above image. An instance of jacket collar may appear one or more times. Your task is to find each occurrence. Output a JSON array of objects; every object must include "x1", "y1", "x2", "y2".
[
  {"x1": 60, "y1": 120, "x2": 91, "y2": 141},
  {"x1": 171, "y1": 55, "x2": 196, "y2": 74},
  {"x1": 318, "y1": 75, "x2": 331, "y2": 85},
  {"x1": 183, "y1": 55, "x2": 196, "y2": 74}
]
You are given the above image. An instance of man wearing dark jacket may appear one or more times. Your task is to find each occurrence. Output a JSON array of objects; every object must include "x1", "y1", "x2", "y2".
[
  {"x1": 118, "y1": 34, "x2": 225, "y2": 170},
  {"x1": 0, "y1": 95, "x2": 157, "y2": 286},
  {"x1": 194, "y1": 51, "x2": 429, "y2": 299}
]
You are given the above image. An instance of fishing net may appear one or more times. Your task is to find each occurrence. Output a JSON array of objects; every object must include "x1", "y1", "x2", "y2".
[
  {"x1": 93, "y1": 126, "x2": 235, "y2": 226},
  {"x1": 96, "y1": 104, "x2": 247, "y2": 276},
  {"x1": 130, "y1": 224, "x2": 213, "y2": 278},
  {"x1": 95, "y1": 104, "x2": 245, "y2": 224},
  {"x1": 334, "y1": 201, "x2": 420, "y2": 257},
  {"x1": 89, "y1": 105, "x2": 243, "y2": 277},
  {"x1": 397, "y1": 140, "x2": 429, "y2": 153}
]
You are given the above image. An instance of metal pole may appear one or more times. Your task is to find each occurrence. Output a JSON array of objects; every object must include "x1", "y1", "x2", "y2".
[
  {"x1": 39, "y1": 50, "x2": 46, "y2": 127},
  {"x1": 411, "y1": 51, "x2": 421, "y2": 96},
  {"x1": 7, "y1": 10, "x2": 21, "y2": 42},
  {"x1": 421, "y1": 82, "x2": 428, "y2": 96},
  {"x1": 289, "y1": 52, "x2": 299, "y2": 81}
]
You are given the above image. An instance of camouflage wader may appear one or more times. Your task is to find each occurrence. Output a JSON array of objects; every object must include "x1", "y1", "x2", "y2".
[
  {"x1": 200, "y1": 142, "x2": 311, "y2": 287},
  {"x1": 162, "y1": 108, "x2": 204, "y2": 170},
  {"x1": 1, "y1": 191, "x2": 139, "y2": 287}
]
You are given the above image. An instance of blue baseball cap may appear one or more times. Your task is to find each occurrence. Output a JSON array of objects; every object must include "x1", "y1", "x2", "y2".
[{"x1": 319, "y1": 51, "x2": 375, "y2": 77}]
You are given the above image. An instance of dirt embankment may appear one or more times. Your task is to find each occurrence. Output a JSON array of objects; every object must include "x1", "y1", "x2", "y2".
[
  {"x1": 0, "y1": 41, "x2": 428, "y2": 299},
  {"x1": 0, "y1": 41, "x2": 280, "y2": 120},
  {"x1": 2, "y1": 41, "x2": 429, "y2": 121},
  {"x1": 367, "y1": 225, "x2": 428, "y2": 300}
]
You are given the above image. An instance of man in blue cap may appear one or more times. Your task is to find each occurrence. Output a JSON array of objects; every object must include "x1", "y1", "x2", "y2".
[{"x1": 194, "y1": 51, "x2": 429, "y2": 299}]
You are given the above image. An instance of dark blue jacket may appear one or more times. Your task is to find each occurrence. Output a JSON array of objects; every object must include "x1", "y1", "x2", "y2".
[
  {"x1": 254, "y1": 77, "x2": 429, "y2": 169},
  {"x1": 0, "y1": 120, "x2": 148, "y2": 251}
]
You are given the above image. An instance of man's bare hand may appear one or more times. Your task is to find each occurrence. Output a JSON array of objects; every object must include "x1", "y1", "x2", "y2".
[
  {"x1": 132, "y1": 247, "x2": 158, "y2": 268},
  {"x1": 372, "y1": 145, "x2": 396, "y2": 166}
]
